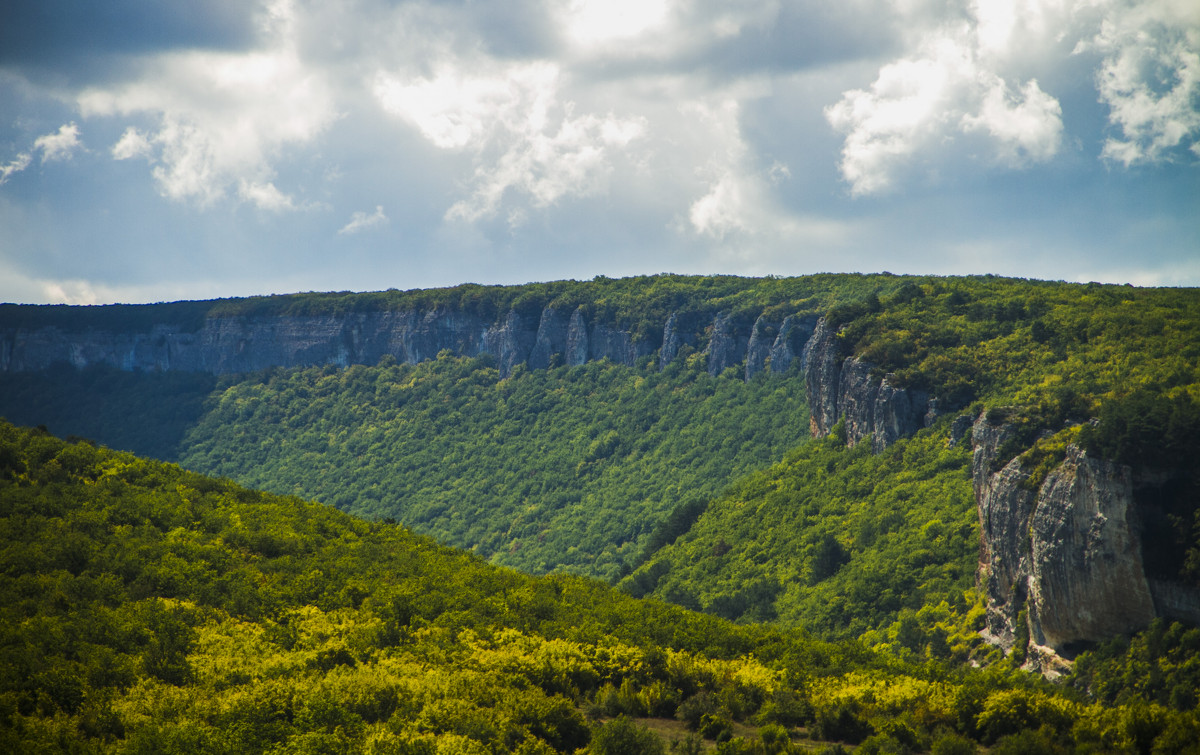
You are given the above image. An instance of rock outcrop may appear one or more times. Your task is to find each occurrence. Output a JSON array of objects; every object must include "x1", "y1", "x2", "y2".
[
  {"x1": 804, "y1": 317, "x2": 935, "y2": 452},
  {"x1": 744, "y1": 316, "x2": 776, "y2": 380},
  {"x1": 527, "y1": 307, "x2": 569, "y2": 370},
  {"x1": 766, "y1": 314, "x2": 817, "y2": 376},
  {"x1": 565, "y1": 308, "x2": 589, "y2": 366},
  {"x1": 972, "y1": 413, "x2": 1159, "y2": 671},
  {"x1": 4, "y1": 303, "x2": 824, "y2": 380},
  {"x1": 706, "y1": 313, "x2": 748, "y2": 376},
  {"x1": 659, "y1": 313, "x2": 694, "y2": 369},
  {"x1": 588, "y1": 322, "x2": 652, "y2": 366}
]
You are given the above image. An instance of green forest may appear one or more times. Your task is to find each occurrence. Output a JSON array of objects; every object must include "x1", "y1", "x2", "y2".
[
  {"x1": 2, "y1": 273, "x2": 1199, "y2": 751},
  {"x1": 174, "y1": 354, "x2": 812, "y2": 580},
  {"x1": 5, "y1": 421, "x2": 1200, "y2": 754}
]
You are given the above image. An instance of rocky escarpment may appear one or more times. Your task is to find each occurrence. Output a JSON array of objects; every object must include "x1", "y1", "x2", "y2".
[
  {"x1": 804, "y1": 317, "x2": 938, "y2": 452},
  {"x1": 971, "y1": 413, "x2": 1184, "y2": 675},
  {"x1": 1, "y1": 304, "x2": 819, "y2": 379}
]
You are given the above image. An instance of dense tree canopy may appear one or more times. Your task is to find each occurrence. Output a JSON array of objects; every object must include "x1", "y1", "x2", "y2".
[{"x1": 4, "y1": 421, "x2": 1200, "y2": 753}]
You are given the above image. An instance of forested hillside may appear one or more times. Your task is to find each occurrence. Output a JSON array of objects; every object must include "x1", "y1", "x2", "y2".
[
  {"x1": 624, "y1": 429, "x2": 978, "y2": 643},
  {"x1": 174, "y1": 354, "x2": 809, "y2": 580},
  {"x1": 2, "y1": 274, "x2": 1197, "y2": 652},
  {"x1": 5, "y1": 421, "x2": 1200, "y2": 754}
]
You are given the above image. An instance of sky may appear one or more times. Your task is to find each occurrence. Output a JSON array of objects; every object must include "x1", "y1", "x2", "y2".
[{"x1": 1, "y1": 0, "x2": 1198, "y2": 305}]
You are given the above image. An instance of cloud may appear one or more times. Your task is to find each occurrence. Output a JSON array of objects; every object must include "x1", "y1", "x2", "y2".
[
  {"x1": 682, "y1": 97, "x2": 850, "y2": 257},
  {"x1": 560, "y1": 0, "x2": 673, "y2": 49},
  {"x1": 825, "y1": 24, "x2": 1064, "y2": 195},
  {"x1": 237, "y1": 180, "x2": 297, "y2": 212},
  {"x1": 111, "y1": 127, "x2": 152, "y2": 160},
  {"x1": 33, "y1": 123, "x2": 83, "y2": 162},
  {"x1": 376, "y1": 59, "x2": 646, "y2": 224},
  {"x1": 962, "y1": 77, "x2": 1062, "y2": 163},
  {"x1": 1087, "y1": 0, "x2": 1200, "y2": 165},
  {"x1": 338, "y1": 205, "x2": 388, "y2": 235},
  {"x1": 78, "y1": 0, "x2": 335, "y2": 210},
  {"x1": 0, "y1": 153, "x2": 32, "y2": 185},
  {"x1": 826, "y1": 0, "x2": 1200, "y2": 193},
  {"x1": 0, "y1": 123, "x2": 82, "y2": 184}
]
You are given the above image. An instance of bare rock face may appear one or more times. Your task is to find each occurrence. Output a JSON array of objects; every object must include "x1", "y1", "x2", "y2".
[
  {"x1": 744, "y1": 315, "x2": 777, "y2": 380},
  {"x1": 527, "y1": 307, "x2": 569, "y2": 369},
  {"x1": 565, "y1": 308, "x2": 589, "y2": 366},
  {"x1": 837, "y1": 358, "x2": 880, "y2": 444},
  {"x1": 804, "y1": 317, "x2": 932, "y2": 451},
  {"x1": 1029, "y1": 446, "x2": 1156, "y2": 648},
  {"x1": 768, "y1": 314, "x2": 818, "y2": 375},
  {"x1": 659, "y1": 312, "x2": 696, "y2": 369},
  {"x1": 972, "y1": 413, "x2": 1158, "y2": 663},
  {"x1": 706, "y1": 313, "x2": 748, "y2": 376},
  {"x1": 804, "y1": 318, "x2": 843, "y2": 437},
  {"x1": 0, "y1": 309, "x2": 500, "y2": 375},
  {"x1": 589, "y1": 322, "x2": 649, "y2": 367},
  {"x1": 2, "y1": 301, "x2": 816, "y2": 384},
  {"x1": 972, "y1": 416, "x2": 1039, "y2": 651},
  {"x1": 873, "y1": 377, "x2": 932, "y2": 453},
  {"x1": 484, "y1": 310, "x2": 537, "y2": 377}
]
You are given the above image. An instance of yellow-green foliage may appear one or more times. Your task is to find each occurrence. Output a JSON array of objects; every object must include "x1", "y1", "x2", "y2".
[
  {"x1": 3, "y1": 421, "x2": 1199, "y2": 753},
  {"x1": 628, "y1": 428, "x2": 979, "y2": 639}
]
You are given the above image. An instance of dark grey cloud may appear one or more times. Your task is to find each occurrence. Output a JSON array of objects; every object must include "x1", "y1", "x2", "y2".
[{"x1": 0, "y1": 0, "x2": 258, "y2": 77}]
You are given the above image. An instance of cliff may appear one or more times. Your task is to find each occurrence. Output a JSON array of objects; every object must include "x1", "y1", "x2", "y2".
[
  {"x1": 970, "y1": 412, "x2": 1200, "y2": 674},
  {"x1": 1, "y1": 304, "x2": 818, "y2": 380},
  {"x1": 804, "y1": 317, "x2": 937, "y2": 452}
]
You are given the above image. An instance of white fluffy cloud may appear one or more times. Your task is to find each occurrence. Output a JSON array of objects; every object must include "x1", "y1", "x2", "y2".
[
  {"x1": 826, "y1": 0, "x2": 1200, "y2": 193},
  {"x1": 376, "y1": 59, "x2": 646, "y2": 224},
  {"x1": 33, "y1": 123, "x2": 82, "y2": 162},
  {"x1": 78, "y1": 0, "x2": 335, "y2": 210},
  {"x1": 825, "y1": 23, "x2": 1064, "y2": 195},
  {"x1": 1088, "y1": 0, "x2": 1200, "y2": 165},
  {"x1": 0, "y1": 152, "x2": 32, "y2": 186},
  {"x1": 0, "y1": 123, "x2": 82, "y2": 184}
]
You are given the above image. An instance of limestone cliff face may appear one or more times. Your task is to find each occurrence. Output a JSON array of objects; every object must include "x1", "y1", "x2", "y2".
[
  {"x1": 659, "y1": 312, "x2": 695, "y2": 369},
  {"x1": 1, "y1": 304, "x2": 752, "y2": 377},
  {"x1": 706, "y1": 313, "x2": 749, "y2": 376},
  {"x1": 766, "y1": 314, "x2": 817, "y2": 377},
  {"x1": 565, "y1": 308, "x2": 589, "y2": 367},
  {"x1": 1, "y1": 309, "x2": 503, "y2": 375},
  {"x1": 484, "y1": 310, "x2": 537, "y2": 377},
  {"x1": 1030, "y1": 447, "x2": 1156, "y2": 648},
  {"x1": 588, "y1": 322, "x2": 652, "y2": 366},
  {"x1": 527, "y1": 307, "x2": 569, "y2": 370},
  {"x1": 972, "y1": 413, "x2": 1160, "y2": 668},
  {"x1": 804, "y1": 318, "x2": 843, "y2": 437},
  {"x1": 803, "y1": 317, "x2": 934, "y2": 451}
]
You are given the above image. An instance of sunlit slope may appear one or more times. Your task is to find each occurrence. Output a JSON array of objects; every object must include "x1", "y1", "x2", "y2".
[
  {"x1": 625, "y1": 426, "x2": 978, "y2": 641},
  {"x1": 9, "y1": 421, "x2": 1200, "y2": 754}
]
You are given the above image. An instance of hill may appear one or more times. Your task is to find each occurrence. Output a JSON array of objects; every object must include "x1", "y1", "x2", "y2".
[
  {"x1": 2, "y1": 273, "x2": 1198, "y2": 665},
  {"x1": 5, "y1": 421, "x2": 1200, "y2": 754}
]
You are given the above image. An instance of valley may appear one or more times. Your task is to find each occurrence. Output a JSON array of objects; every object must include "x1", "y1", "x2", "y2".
[{"x1": 2, "y1": 272, "x2": 1199, "y2": 752}]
